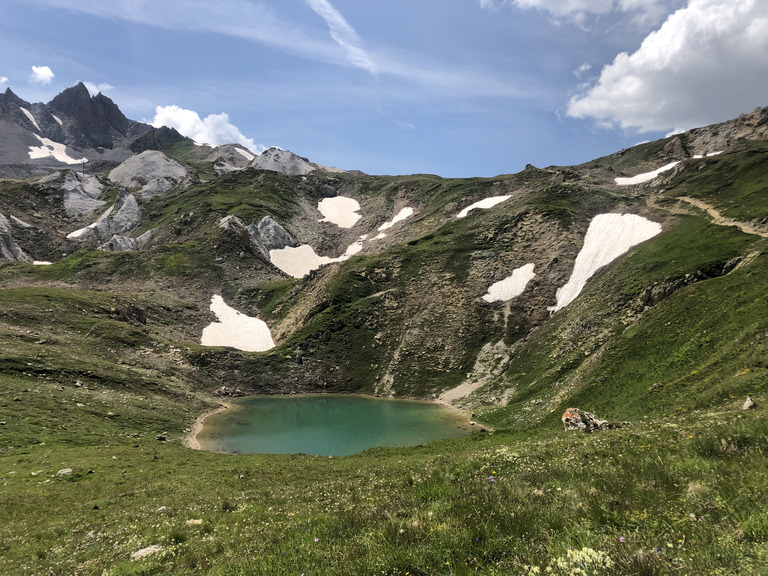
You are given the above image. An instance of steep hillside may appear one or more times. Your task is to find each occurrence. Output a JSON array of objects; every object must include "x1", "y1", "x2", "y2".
[{"x1": 1, "y1": 111, "x2": 767, "y2": 417}]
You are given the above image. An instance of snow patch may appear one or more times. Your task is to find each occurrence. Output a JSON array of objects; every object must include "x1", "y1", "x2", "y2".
[
  {"x1": 614, "y1": 162, "x2": 679, "y2": 185},
  {"x1": 318, "y1": 196, "x2": 362, "y2": 228},
  {"x1": 235, "y1": 147, "x2": 255, "y2": 162},
  {"x1": 693, "y1": 151, "x2": 723, "y2": 159},
  {"x1": 51, "y1": 114, "x2": 63, "y2": 126},
  {"x1": 482, "y1": 263, "x2": 536, "y2": 303},
  {"x1": 378, "y1": 207, "x2": 414, "y2": 231},
  {"x1": 28, "y1": 134, "x2": 87, "y2": 165},
  {"x1": 548, "y1": 213, "x2": 662, "y2": 313},
  {"x1": 456, "y1": 196, "x2": 511, "y2": 219},
  {"x1": 20, "y1": 107, "x2": 41, "y2": 132},
  {"x1": 201, "y1": 295, "x2": 275, "y2": 352},
  {"x1": 269, "y1": 244, "x2": 346, "y2": 278},
  {"x1": 33, "y1": 261, "x2": 52, "y2": 266},
  {"x1": 10, "y1": 215, "x2": 32, "y2": 228}
]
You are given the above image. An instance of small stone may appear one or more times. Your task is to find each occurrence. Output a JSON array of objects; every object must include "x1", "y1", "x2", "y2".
[
  {"x1": 155, "y1": 435, "x2": 167, "y2": 441},
  {"x1": 56, "y1": 468, "x2": 73, "y2": 477},
  {"x1": 742, "y1": 396, "x2": 756, "y2": 410},
  {"x1": 185, "y1": 519, "x2": 203, "y2": 526},
  {"x1": 131, "y1": 545, "x2": 163, "y2": 560},
  {"x1": 156, "y1": 506, "x2": 168, "y2": 513}
]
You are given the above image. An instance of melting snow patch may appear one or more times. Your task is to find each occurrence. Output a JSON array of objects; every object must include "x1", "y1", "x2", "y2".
[
  {"x1": 201, "y1": 295, "x2": 275, "y2": 352},
  {"x1": 614, "y1": 162, "x2": 679, "y2": 186},
  {"x1": 10, "y1": 215, "x2": 32, "y2": 228},
  {"x1": 269, "y1": 244, "x2": 346, "y2": 278},
  {"x1": 378, "y1": 207, "x2": 414, "y2": 231},
  {"x1": 317, "y1": 196, "x2": 361, "y2": 228},
  {"x1": 28, "y1": 134, "x2": 87, "y2": 165},
  {"x1": 20, "y1": 107, "x2": 41, "y2": 132},
  {"x1": 270, "y1": 238, "x2": 365, "y2": 278},
  {"x1": 235, "y1": 147, "x2": 255, "y2": 162},
  {"x1": 693, "y1": 151, "x2": 723, "y2": 159},
  {"x1": 33, "y1": 261, "x2": 52, "y2": 266},
  {"x1": 51, "y1": 114, "x2": 63, "y2": 126},
  {"x1": 456, "y1": 196, "x2": 511, "y2": 219},
  {"x1": 483, "y1": 263, "x2": 536, "y2": 303},
  {"x1": 548, "y1": 213, "x2": 662, "y2": 313}
]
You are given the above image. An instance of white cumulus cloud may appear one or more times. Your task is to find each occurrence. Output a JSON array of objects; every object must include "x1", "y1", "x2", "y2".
[
  {"x1": 152, "y1": 105, "x2": 264, "y2": 152},
  {"x1": 567, "y1": 0, "x2": 768, "y2": 134},
  {"x1": 30, "y1": 65, "x2": 54, "y2": 85},
  {"x1": 305, "y1": 0, "x2": 377, "y2": 73},
  {"x1": 0, "y1": 76, "x2": 8, "y2": 85}
]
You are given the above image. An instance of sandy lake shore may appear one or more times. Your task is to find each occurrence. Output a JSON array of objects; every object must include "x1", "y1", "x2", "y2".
[{"x1": 184, "y1": 401, "x2": 232, "y2": 451}]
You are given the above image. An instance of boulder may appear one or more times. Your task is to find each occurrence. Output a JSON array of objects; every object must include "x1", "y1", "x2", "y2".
[
  {"x1": 562, "y1": 408, "x2": 625, "y2": 432},
  {"x1": 743, "y1": 396, "x2": 756, "y2": 410}
]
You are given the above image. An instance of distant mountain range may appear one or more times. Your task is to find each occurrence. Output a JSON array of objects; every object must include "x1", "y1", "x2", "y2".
[{"x1": 0, "y1": 82, "x2": 339, "y2": 179}]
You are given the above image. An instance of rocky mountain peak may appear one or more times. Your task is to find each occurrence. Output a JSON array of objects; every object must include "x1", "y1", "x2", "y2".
[
  {"x1": 0, "y1": 87, "x2": 29, "y2": 114},
  {"x1": 47, "y1": 82, "x2": 132, "y2": 149}
]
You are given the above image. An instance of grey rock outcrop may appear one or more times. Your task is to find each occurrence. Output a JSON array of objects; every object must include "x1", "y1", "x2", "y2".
[
  {"x1": 219, "y1": 214, "x2": 296, "y2": 259},
  {"x1": 249, "y1": 216, "x2": 296, "y2": 255},
  {"x1": 37, "y1": 170, "x2": 107, "y2": 217},
  {"x1": 67, "y1": 190, "x2": 140, "y2": 242},
  {"x1": 99, "y1": 229, "x2": 154, "y2": 252},
  {"x1": 0, "y1": 213, "x2": 31, "y2": 262},
  {"x1": 108, "y1": 151, "x2": 190, "y2": 199},
  {"x1": 206, "y1": 144, "x2": 256, "y2": 174},
  {"x1": 250, "y1": 147, "x2": 316, "y2": 176}
]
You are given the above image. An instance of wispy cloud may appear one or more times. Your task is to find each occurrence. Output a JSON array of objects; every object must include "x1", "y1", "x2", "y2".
[
  {"x1": 30, "y1": 65, "x2": 54, "y2": 85},
  {"x1": 24, "y1": 0, "x2": 342, "y2": 67},
  {"x1": 478, "y1": 0, "x2": 678, "y2": 25},
  {"x1": 305, "y1": 0, "x2": 377, "y2": 73},
  {"x1": 0, "y1": 76, "x2": 8, "y2": 86},
  {"x1": 573, "y1": 62, "x2": 591, "y2": 78},
  {"x1": 21, "y1": 0, "x2": 525, "y2": 101}
]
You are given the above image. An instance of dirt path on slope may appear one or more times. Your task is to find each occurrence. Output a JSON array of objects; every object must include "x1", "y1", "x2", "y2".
[{"x1": 649, "y1": 195, "x2": 768, "y2": 238}]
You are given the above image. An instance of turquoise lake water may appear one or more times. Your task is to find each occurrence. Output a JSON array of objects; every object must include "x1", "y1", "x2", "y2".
[{"x1": 195, "y1": 395, "x2": 470, "y2": 456}]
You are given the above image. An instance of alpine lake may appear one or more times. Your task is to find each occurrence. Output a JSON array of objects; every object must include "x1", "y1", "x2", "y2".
[{"x1": 195, "y1": 395, "x2": 472, "y2": 456}]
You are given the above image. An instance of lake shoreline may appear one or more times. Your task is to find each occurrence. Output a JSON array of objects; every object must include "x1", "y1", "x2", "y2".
[
  {"x1": 185, "y1": 393, "x2": 476, "y2": 455},
  {"x1": 184, "y1": 401, "x2": 233, "y2": 451}
]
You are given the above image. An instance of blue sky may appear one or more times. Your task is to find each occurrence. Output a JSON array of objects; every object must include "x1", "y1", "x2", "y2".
[{"x1": 1, "y1": 0, "x2": 766, "y2": 177}]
